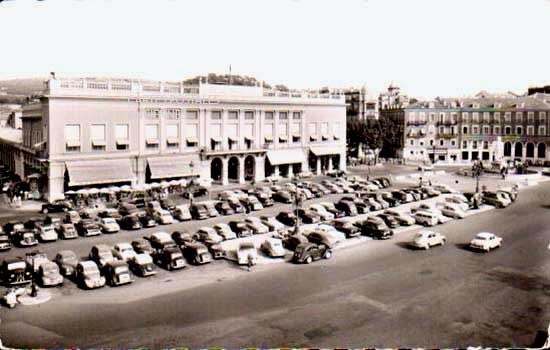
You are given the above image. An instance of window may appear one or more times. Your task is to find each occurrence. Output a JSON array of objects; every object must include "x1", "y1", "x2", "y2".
[
  {"x1": 504, "y1": 112, "x2": 511, "y2": 122},
  {"x1": 472, "y1": 112, "x2": 479, "y2": 122},
  {"x1": 420, "y1": 141, "x2": 424, "y2": 146},
  {"x1": 264, "y1": 124, "x2": 274, "y2": 144},
  {"x1": 308, "y1": 122, "x2": 317, "y2": 141},
  {"x1": 494, "y1": 126, "x2": 500, "y2": 135},
  {"x1": 483, "y1": 141, "x2": 488, "y2": 150},
  {"x1": 462, "y1": 112, "x2": 469, "y2": 122},
  {"x1": 145, "y1": 108, "x2": 160, "y2": 120},
  {"x1": 462, "y1": 141, "x2": 468, "y2": 149},
  {"x1": 483, "y1": 112, "x2": 490, "y2": 122},
  {"x1": 494, "y1": 112, "x2": 500, "y2": 123},
  {"x1": 429, "y1": 113, "x2": 435, "y2": 122},
  {"x1": 264, "y1": 111, "x2": 274, "y2": 120},
  {"x1": 185, "y1": 110, "x2": 198, "y2": 120},
  {"x1": 166, "y1": 124, "x2": 179, "y2": 148},
  {"x1": 505, "y1": 126, "x2": 511, "y2": 135},
  {"x1": 228, "y1": 111, "x2": 238, "y2": 120},
  {"x1": 483, "y1": 126, "x2": 490, "y2": 135},
  {"x1": 539, "y1": 111, "x2": 547, "y2": 123},
  {"x1": 439, "y1": 126, "x2": 444, "y2": 134},
  {"x1": 472, "y1": 141, "x2": 478, "y2": 149},
  {"x1": 516, "y1": 126, "x2": 522, "y2": 135},
  {"x1": 430, "y1": 140, "x2": 434, "y2": 146},
  {"x1": 528, "y1": 111, "x2": 535, "y2": 123},
  {"x1": 115, "y1": 124, "x2": 129, "y2": 150},
  {"x1": 451, "y1": 140, "x2": 456, "y2": 146},
  {"x1": 165, "y1": 108, "x2": 181, "y2": 120},
  {"x1": 145, "y1": 124, "x2": 159, "y2": 149},
  {"x1": 211, "y1": 111, "x2": 222, "y2": 120},
  {"x1": 293, "y1": 112, "x2": 301, "y2": 120},
  {"x1": 410, "y1": 139, "x2": 414, "y2": 146},
  {"x1": 65, "y1": 124, "x2": 80, "y2": 152},
  {"x1": 472, "y1": 126, "x2": 478, "y2": 134},
  {"x1": 527, "y1": 126, "x2": 534, "y2": 136},
  {"x1": 333, "y1": 122, "x2": 340, "y2": 140},
  {"x1": 279, "y1": 112, "x2": 288, "y2": 120},
  {"x1": 91, "y1": 124, "x2": 106, "y2": 151},
  {"x1": 463, "y1": 126, "x2": 468, "y2": 134},
  {"x1": 185, "y1": 124, "x2": 198, "y2": 147},
  {"x1": 439, "y1": 139, "x2": 444, "y2": 146},
  {"x1": 321, "y1": 122, "x2": 329, "y2": 140},
  {"x1": 244, "y1": 111, "x2": 254, "y2": 120},
  {"x1": 539, "y1": 126, "x2": 546, "y2": 136},
  {"x1": 516, "y1": 111, "x2": 523, "y2": 123},
  {"x1": 279, "y1": 123, "x2": 288, "y2": 143}
]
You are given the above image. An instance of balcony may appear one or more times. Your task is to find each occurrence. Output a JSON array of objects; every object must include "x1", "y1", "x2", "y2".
[
  {"x1": 200, "y1": 145, "x2": 267, "y2": 159},
  {"x1": 437, "y1": 133, "x2": 456, "y2": 139},
  {"x1": 407, "y1": 132, "x2": 426, "y2": 138}
]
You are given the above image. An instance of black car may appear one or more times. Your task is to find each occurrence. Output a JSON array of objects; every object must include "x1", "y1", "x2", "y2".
[
  {"x1": 119, "y1": 203, "x2": 139, "y2": 217},
  {"x1": 252, "y1": 192, "x2": 274, "y2": 207},
  {"x1": 228, "y1": 220, "x2": 253, "y2": 238},
  {"x1": 3, "y1": 220, "x2": 25, "y2": 236},
  {"x1": 190, "y1": 203, "x2": 209, "y2": 220},
  {"x1": 182, "y1": 242, "x2": 212, "y2": 265},
  {"x1": 376, "y1": 213, "x2": 400, "y2": 228},
  {"x1": 160, "y1": 198, "x2": 176, "y2": 211},
  {"x1": 215, "y1": 201, "x2": 235, "y2": 216},
  {"x1": 297, "y1": 209, "x2": 321, "y2": 224},
  {"x1": 154, "y1": 247, "x2": 186, "y2": 270},
  {"x1": 356, "y1": 219, "x2": 394, "y2": 239},
  {"x1": 119, "y1": 215, "x2": 143, "y2": 230},
  {"x1": 41, "y1": 199, "x2": 74, "y2": 214},
  {"x1": 227, "y1": 198, "x2": 245, "y2": 214},
  {"x1": 1, "y1": 258, "x2": 32, "y2": 286},
  {"x1": 138, "y1": 214, "x2": 157, "y2": 228},
  {"x1": 335, "y1": 200, "x2": 358, "y2": 217},
  {"x1": 131, "y1": 239, "x2": 154, "y2": 255},
  {"x1": 104, "y1": 260, "x2": 133, "y2": 286},
  {"x1": 292, "y1": 243, "x2": 332, "y2": 264},
  {"x1": 282, "y1": 234, "x2": 309, "y2": 251},
  {"x1": 172, "y1": 230, "x2": 196, "y2": 247},
  {"x1": 98, "y1": 209, "x2": 123, "y2": 221},
  {"x1": 0, "y1": 234, "x2": 11, "y2": 251},
  {"x1": 75, "y1": 219, "x2": 102, "y2": 237},
  {"x1": 273, "y1": 191, "x2": 293, "y2": 204},
  {"x1": 276, "y1": 211, "x2": 297, "y2": 226},
  {"x1": 379, "y1": 193, "x2": 401, "y2": 207},
  {"x1": 24, "y1": 217, "x2": 45, "y2": 232},
  {"x1": 332, "y1": 219, "x2": 361, "y2": 238},
  {"x1": 323, "y1": 205, "x2": 345, "y2": 218}
]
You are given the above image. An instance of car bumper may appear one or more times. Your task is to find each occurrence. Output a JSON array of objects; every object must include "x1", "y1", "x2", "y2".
[
  {"x1": 85, "y1": 278, "x2": 105, "y2": 289},
  {"x1": 0, "y1": 243, "x2": 11, "y2": 250},
  {"x1": 43, "y1": 276, "x2": 64, "y2": 286}
]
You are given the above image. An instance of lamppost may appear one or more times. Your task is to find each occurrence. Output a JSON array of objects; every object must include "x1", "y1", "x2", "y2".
[
  {"x1": 188, "y1": 161, "x2": 195, "y2": 206},
  {"x1": 292, "y1": 176, "x2": 303, "y2": 235},
  {"x1": 473, "y1": 160, "x2": 482, "y2": 193}
]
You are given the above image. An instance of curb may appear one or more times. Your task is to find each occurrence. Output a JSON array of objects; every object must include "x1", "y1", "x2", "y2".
[{"x1": 17, "y1": 290, "x2": 52, "y2": 306}]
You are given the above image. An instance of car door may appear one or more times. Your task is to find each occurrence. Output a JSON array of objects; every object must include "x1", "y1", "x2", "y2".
[{"x1": 308, "y1": 246, "x2": 320, "y2": 260}]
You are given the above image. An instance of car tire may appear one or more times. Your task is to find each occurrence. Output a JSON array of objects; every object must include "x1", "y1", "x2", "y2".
[
  {"x1": 305, "y1": 256, "x2": 313, "y2": 264},
  {"x1": 42, "y1": 208, "x2": 48, "y2": 214},
  {"x1": 324, "y1": 250, "x2": 332, "y2": 259}
]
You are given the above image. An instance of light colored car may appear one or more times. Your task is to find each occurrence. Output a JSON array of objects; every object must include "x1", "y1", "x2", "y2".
[
  {"x1": 410, "y1": 230, "x2": 446, "y2": 249},
  {"x1": 311, "y1": 224, "x2": 346, "y2": 245},
  {"x1": 260, "y1": 238, "x2": 286, "y2": 258},
  {"x1": 112, "y1": 242, "x2": 138, "y2": 261},
  {"x1": 432, "y1": 184, "x2": 459, "y2": 194},
  {"x1": 439, "y1": 203, "x2": 466, "y2": 219},
  {"x1": 38, "y1": 261, "x2": 64, "y2": 287},
  {"x1": 260, "y1": 215, "x2": 286, "y2": 233},
  {"x1": 154, "y1": 209, "x2": 174, "y2": 225},
  {"x1": 309, "y1": 204, "x2": 335, "y2": 221},
  {"x1": 75, "y1": 261, "x2": 106, "y2": 289},
  {"x1": 244, "y1": 217, "x2": 269, "y2": 234},
  {"x1": 385, "y1": 209, "x2": 416, "y2": 225},
  {"x1": 412, "y1": 203, "x2": 445, "y2": 223},
  {"x1": 213, "y1": 223, "x2": 237, "y2": 240},
  {"x1": 443, "y1": 195, "x2": 470, "y2": 211},
  {"x1": 413, "y1": 211, "x2": 439, "y2": 227},
  {"x1": 173, "y1": 204, "x2": 192, "y2": 221},
  {"x1": 37, "y1": 225, "x2": 58, "y2": 242},
  {"x1": 364, "y1": 197, "x2": 382, "y2": 211},
  {"x1": 324, "y1": 183, "x2": 344, "y2": 194},
  {"x1": 218, "y1": 191, "x2": 239, "y2": 201},
  {"x1": 99, "y1": 218, "x2": 120, "y2": 233},
  {"x1": 469, "y1": 232, "x2": 502, "y2": 252},
  {"x1": 58, "y1": 223, "x2": 78, "y2": 239},
  {"x1": 237, "y1": 242, "x2": 258, "y2": 265},
  {"x1": 196, "y1": 227, "x2": 224, "y2": 245}
]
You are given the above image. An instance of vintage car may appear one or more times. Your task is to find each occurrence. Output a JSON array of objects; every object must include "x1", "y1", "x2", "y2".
[
  {"x1": 58, "y1": 223, "x2": 78, "y2": 239},
  {"x1": 273, "y1": 190, "x2": 293, "y2": 204},
  {"x1": 482, "y1": 191, "x2": 511, "y2": 208},
  {"x1": 75, "y1": 219, "x2": 102, "y2": 237},
  {"x1": 112, "y1": 242, "x2": 138, "y2": 261},
  {"x1": 260, "y1": 238, "x2": 286, "y2": 258},
  {"x1": 146, "y1": 232, "x2": 178, "y2": 253},
  {"x1": 152, "y1": 209, "x2": 174, "y2": 225},
  {"x1": 155, "y1": 247, "x2": 186, "y2": 270},
  {"x1": 196, "y1": 227, "x2": 223, "y2": 245},
  {"x1": 45, "y1": 216, "x2": 62, "y2": 230},
  {"x1": 128, "y1": 253, "x2": 157, "y2": 277},
  {"x1": 227, "y1": 198, "x2": 245, "y2": 213},
  {"x1": 41, "y1": 199, "x2": 74, "y2": 214},
  {"x1": 75, "y1": 261, "x2": 106, "y2": 289},
  {"x1": 54, "y1": 250, "x2": 79, "y2": 276},
  {"x1": 214, "y1": 201, "x2": 234, "y2": 216},
  {"x1": 160, "y1": 198, "x2": 176, "y2": 211},
  {"x1": 355, "y1": 218, "x2": 394, "y2": 239},
  {"x1": 119, "y1": 215, "x2": 143, "y2": 230},
  {"x1": 375, "y1": 213, "x2": 400, "y2": 229},
  {"x1": 439, "y1": 203, "x2": 467, "y2": 219},
  {"x1": 244, "y1": 217, "x2": 269, "y2": 235},
  {"x1": 292, "y1": 243, "x2": 332, "y2": 264},
  {"x1": 190, "y1": 203, "x2": 209, "y2": 220},
  {"x1": 38, "y1": 261, "x2": 64, "y2": 287},
  {"x1": 410, "y1": 230, "x2": 447, "y2": 250},
  {"x1": 64, "y1": 210, "x2": 82, "y2": 225},
  {"x1": 35, "y1": 224, "x2": 58, "y2": 242},
  {"x1": 25, "y1": 250, "x2": 49, "y2": 273},
  {"x1": 420, "y1": 186, "x2": 441, "y2": 198},
  {"x1": 131, "y1": 238, "x2": 154, "y2": 255},
  {"x1": 282, "y1": 234, "x2": 310, "y2": 251},
  {"x1": 104, "y1": 261, "x2": 133, "y2": 286},
  {"x1": 3, "y1": 221, "x2": 26, "y2": 236},
  {"x1": 1, "y1": 258, "x2": 32, "y2": 286},
  {"x1": 212, "y1": 223, "x2": 237, "y2": 240},
  {"x1": 432, "y1": 184, "x2": 459, "y2": 194},
  {"x1": 89, "y1": 244, "x2": 116, "y2": 269},
  {"x1": 98, "y1": 208, "x2": 122, "y2": 221},
  {"x1": 172, "y1": 204, "x2": 192, "y2": 221},
  {"x1": 119, "y1": 203, "x2": 139, "y2": 217},
  {"x1": 15, "y1": 231, "x2": 39, "y2": 247},
  {"x1": 253, "y1": 191, "x2": 273, "y2": 207},
  {"x1": 237, "y1": 242, "x2": 258, "y2": 265},
  {"x1": 469, "y1": 232, "x2": 502, "y2": 252},
  {"x1": 276, "y1": 211, "x2": 297, "y2": 226},
  {"x1": 305, "y1": 230, "x2": 339, "y2": 248},
  {"x1": 228, "y1": 220, "x2": 253, "y2": 238},
  {"x1": 98, "y1": 216, "x2": 121, "y2": 233},
  {"x1": 260, "y1": 215, "x2": 286, "y2": 234},
  {"x1": 0, "y1": 234, "x2": 11, "y2": 251},
  {"x1": 296, "y1": 209, "x2": 321, "y2": 224},
  {"x1": 241, "y1": 195, "x2": 264, "y2": 211},
  {"x1": 318, "y1": 202, "x2": 345, "y2": 218},
  {"x1": 182, "y1": 242, "x2": 213, "y2": 265},
  {"x1": 331, "y1": 219, "x2": 361, "y2": 238},
  {"x1": 385, "y1": 209, "x2": 416, "y2": 226},
  {"x1": 335, "y1": 200, "x2": 358, "y2": 217},
  {"x1": 171, "y1": 230, "x2": 196, "y2": 247},
  {"x1": 309, "y1": 204, "x2": 335, "y2": 221},
  {"x1": 138, "y1": 213, "x2": 158, "y2": 228}
]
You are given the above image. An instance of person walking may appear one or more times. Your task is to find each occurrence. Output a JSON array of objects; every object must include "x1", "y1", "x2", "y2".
[{"x1": 247, "y1": 254, "x2": 254, "y2": 272}]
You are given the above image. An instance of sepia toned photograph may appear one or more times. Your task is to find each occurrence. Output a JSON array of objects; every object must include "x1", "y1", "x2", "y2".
[{"x1": 0, "y1": 0, "x2": 550, "y2": 348}]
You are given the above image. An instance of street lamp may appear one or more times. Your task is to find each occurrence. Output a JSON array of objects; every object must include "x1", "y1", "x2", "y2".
[
  {"x1": 188, "y1": 161, "x2": 195, "y2": 206},
  {"x1": 292, "y1": 176, "x2": 303, "y2": 235}
]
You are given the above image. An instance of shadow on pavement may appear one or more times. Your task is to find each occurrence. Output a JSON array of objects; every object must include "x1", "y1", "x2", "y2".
[
  {"x1": 531, "y1": 330, "x2": 548, "y2": 348},
  {"x1": 455, "y1": 243, "x2": 473, "y2": 251},
  {"x1": 540, "y1": 204, "x2": 550, "y2": 210},
  {"x1": 394, "y1": 241, "x2": 415, "y2": 250}
]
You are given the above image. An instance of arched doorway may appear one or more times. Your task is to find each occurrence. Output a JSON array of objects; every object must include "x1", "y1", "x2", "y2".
[
  {"x1": 244, "y1": 155, "x2": 255, "y2": 181},
  {"x1": 526, "y1": 143, "x2": 535, "y2": 158},
  {"x1": 504, "y1": 142, "x2": 512, "y2": 157},
  {"x1": 228, "y1": 156, "x2": 239, "y2": 181},
  {"x1": 514, "y1": 143, "x2": 523, "y2": 158},
  {"x1": 538, "y1": 143, "x2": 546, "y2": 159},
  {"x1": 264, "y1": 158, "x2": 273, "y2": 177},
  {"x1": 210, "y1": 158, "x2": 223, "y2": 182}
]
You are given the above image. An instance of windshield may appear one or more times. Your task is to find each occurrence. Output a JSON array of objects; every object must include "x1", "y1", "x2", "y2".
[
  {"x1": 104, "y1": 218, "x2": 116, "y2": 224},
  {"x1": 7, "y1": 261, "x2": 26, "y2": 270},
  {"x1": 43, "y1": 264, "x2": 58, "y2": 273},
  {"x1": 114, "y1": 266, "x2": 128, "y2": 274},
  {"x1": 295, "y1": 245, "x2": 305, "y2": 253},
  {"x1": 170, "y1": 253, "x2": 183, "y2": 259},
  {"x1": 475, "y1": 235, "x2": 487, "y2": 240},
  {"x1": 99, "y1": 251, "x2": 113, "y2": 259}
]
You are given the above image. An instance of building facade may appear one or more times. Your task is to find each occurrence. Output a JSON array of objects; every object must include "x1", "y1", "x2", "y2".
[
  {"x1": 403, "y1": 97, "x2": 550, "y2": 164},
  {"x1": 344, "y1": 86, "x2": 378, "y2": 120},
  {"x1": 0, "y1": 76, "x2": 346, "y2": 200}
]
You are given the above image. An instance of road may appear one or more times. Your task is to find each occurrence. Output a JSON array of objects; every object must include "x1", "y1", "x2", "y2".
[{"x1": 2, "y1": 181, "x2": 550, "y2": 348}]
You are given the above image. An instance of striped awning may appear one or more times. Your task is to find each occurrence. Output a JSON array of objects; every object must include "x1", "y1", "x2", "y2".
[
  {"x1": 66, "y1": 159, "x2": 134, "y2": 186},
  {"x1": 147, "y1": 156, "x2": 195, "y2": 179},
  {"x1": 266, "y1": 150, "x2": 306, "y2": 166},
  {"x1": 310, "y1": 146, "x2": 343, "y2": 156}
]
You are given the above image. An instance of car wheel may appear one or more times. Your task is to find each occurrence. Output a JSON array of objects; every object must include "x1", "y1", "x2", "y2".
[
  {"x1": 305, "y1": 256, "x2": 313, "y2": 264},
  {"x1": 42, "y1": 208, "x2": 48, "y2": 214},
  {"x1": 324, "y1": 250, "x2": 332, "y2": 259},
  {"x1": 441, "y1": 239, "x2": 446, "y2": 246}
]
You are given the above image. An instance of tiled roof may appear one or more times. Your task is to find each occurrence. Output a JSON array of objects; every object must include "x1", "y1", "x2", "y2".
[{"x1": 407, "y1": 96, "x2": 549, "y2": 110}]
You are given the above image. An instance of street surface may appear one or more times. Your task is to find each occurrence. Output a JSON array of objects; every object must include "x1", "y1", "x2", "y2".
[{"x1": 1, "y1": 171, "x2": 549, "y2": 348}]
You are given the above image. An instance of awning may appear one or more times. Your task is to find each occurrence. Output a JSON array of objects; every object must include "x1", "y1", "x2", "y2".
[
  {"x1": 116, "y1": 139, "x2": 129, "y2": 146},
  {"x1": 66, "y1": 140, "x2": 80, "y2": 148},
  {"x1": 333, "y1": 134, "x2": 340, "y2": 140},
  {"x1": 66, "y1": 159, "x2": 134, "y2": 187},
  {"x1": 321, "y1": 135, "x2": 329, "y2": 140},
  {"x1": 292, "y1": 133, "x2": 301, "y2": 138},
  {"x1": 310, "y1": 135, "x2": 318, "y2": 141},
  {"x1": 244, "y1": 136, "x2": 254, "y2": 141},
  {"x1": 279, "y1": 135, "x2": 288, "y2": 141},
  {"x1": 146, "y1": 139, "x2": 159, "y2": 145},
  {"x1": 310, "y1": 146, "x2": 343, "y2": 156},
  {"x1": 92, "y1": 140, "x2": 106, "y2": 147},
  {"x1": 166, "y1": 138, "x2": 180, "y2": 145},
  {"x1": 147, "y1": 156, "x2": 195, "y2": 179},
  {"x1": 186, "y1": 137, "x2": 198, "y2": 144},
  {"x1": 211, "y1": 137, "x2": 222, "y2": 143},
  {"x1": 266, "y1": 150, "x2": 306, "y2": 166},
  {"x1": 265, "y1": 136, "x2": 273, "y2": 142},
  {"x1": 228, "y1": 137, "x2": 238, "y2": 143}
]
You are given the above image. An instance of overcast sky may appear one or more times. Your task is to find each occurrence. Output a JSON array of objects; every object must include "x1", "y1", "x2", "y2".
[{"x1": 0, "y1": 0, "x2": 549, "y2": 99}]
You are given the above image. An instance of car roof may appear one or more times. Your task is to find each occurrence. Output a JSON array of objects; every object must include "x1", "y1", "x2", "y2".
[
  {"x1": 79, "y1": 260, "x2": 98, "y2": 268},
  {"x1": 476, "y1": 232, "x2": 494, "y2": 238},
  {"x1": 115, "y1": 242, "x2": 132, "y2": 249}
]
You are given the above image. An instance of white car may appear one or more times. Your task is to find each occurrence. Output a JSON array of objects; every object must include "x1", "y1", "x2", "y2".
[
  {"x1": 439, "y1": 203, "x2": 466, "y2": 219},
  {"x1": 412, "y1": 203, "x2": 445, "y2": 223},
  {"x1": 245, "y1": 217, "x2": 269, "y2": 234},
  {"x1": 309, "y1": 204, "x2": 335, "y2": 221},
  {"x1": 112, "y1": 242, "x2": 138, "y2": 261},
  {"x1": 469, "y1": 232, "x2": 502, "y2": 252},
  {"x1": 154, "y1": 209, "x2": 174, "y2": 225},
  {"x1": 444, "y1": 195, "x2": 470, "y2": 211},
  {"x1": 384, "y1": 209, "x2": 415, "y2": 226},
  {"x1": 260, "y1": 238, "x2": 286, "y2": 258},
  {"x1": 99, "y1": 218, "x2": 120, "y2": 233},
  {"x1": 260, "y1": 215, "x2": 286, "y2": 233},
  {"x1": 410, "y1": 230, "x2": 447, "y2": 249},
  {"x1": 432, "y1": 184, "x2": 459, "y2": 194},
  {"x1": 213, "y1": 223, "x2": 237, "y2": 240},
  {"x1": 265, "y1": 174, "x2": 282, "y2": 183},
  {"x1": 312, "y1": 224, "x2": 346, "y2": 245},
  {"x1": 37, "y1": 225, "x2": 58, "y2": 242}
]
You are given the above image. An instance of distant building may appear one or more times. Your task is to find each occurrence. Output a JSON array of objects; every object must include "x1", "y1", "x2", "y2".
[
  {"x1": 343, "y1": 86, "x2": 378, "y2": 120},
  {"x1": 7, "y1": 108, "x2": 22, "y2": 129},
  {"x1": 528, "y1": 85, "x2": 550, "y2": 96},
  {"x1": 0, "y1": 104, "x2": 21, "y2": 128},
  {"x1": 379, "y1": 84, "x2": 409, "y2": 110}
]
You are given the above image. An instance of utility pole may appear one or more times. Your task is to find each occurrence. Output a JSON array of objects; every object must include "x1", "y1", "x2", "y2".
[{"x1": 293, "y1": 176, "x2": 302, "y2": 235}]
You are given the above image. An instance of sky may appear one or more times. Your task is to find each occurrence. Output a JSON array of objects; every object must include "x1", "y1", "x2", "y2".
[{"x1": 0, "y1": 0, "x2": 549, "y2": 99}]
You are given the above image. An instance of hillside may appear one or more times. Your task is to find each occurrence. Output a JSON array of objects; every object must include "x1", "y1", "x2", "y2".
[{"x1": 0, "y1": 77, "x2": 46, "y2": 96}]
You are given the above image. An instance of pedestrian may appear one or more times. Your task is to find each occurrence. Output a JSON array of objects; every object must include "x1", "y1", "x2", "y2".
[{"x1": 247, "y1": 254, "x2": 254, "y2": 272}]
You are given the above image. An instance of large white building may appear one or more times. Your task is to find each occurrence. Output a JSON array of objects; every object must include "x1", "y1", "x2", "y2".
[{"x1": 0, "y1": 76, "x2": 347, "y2": 200}]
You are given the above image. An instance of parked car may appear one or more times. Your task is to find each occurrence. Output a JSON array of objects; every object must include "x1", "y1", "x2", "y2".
[
  {"x1": 237, "y1": 242, "x2": 258, "y2": 265},
  {"x1": 260, "y1": 238, "x2": 286, "y2": 258},
  {"x1": 152, "y1": 209, "x2": 174, "y2": 225},
  {"x1": 420, "y1": 186, "x2": 441, "y2": 198},
  {"x1": 54, "y1": 250, "x2": 79, "y2": 276},
  {"x1": 379, "y1": 192, "x2": 400, "y2": 207},
  {"x1": 443, "y1": 195, "x2": 470, "y2": 211},
  {"x1": 319, "y1": 202, "x2": 345, "y2": 218},
  {"x1": 190, "y1": 203, "x2": 209, "y2": 220},
  {"x1": 273, "y1": 190, "x2": 294, "y2": 204},
  {"x1": 292, "y1": 243, "x2": 332, "y2": 264},
  {"x1": 119, "y1": 203, "x2": 139, "y2": 217},
  {"x1": 146, "y1": 232, "x2": 178, "y2": 252},
  {"x1": 0, "y1": 235, "x2": 11, "y2": 251},
  {"x1": 282, "y1": 234, "x2": 309, "y2": 251},
  {"x1": 341, "y1": 197, "x2": 369, "y2": 214},
  {"x1": 241, "y1": 195, "x2": 264, "y2": 211},
  {"x1": 41, "y1": 199, "x2": 74, "y2": 214},
  {"x1": 171, "y1": 230, "x2": 196, "y2": 247},
  {"x1": 469, "y1": 232, "x2": 502, "y2": 252},
  {"x1": 3, "y1": 220, "x2": 25, "y2": 236},
  {"x1": 128, "y1": 253, "x2": 157, "y2": 277},
  {"x1": 75, "y1": 261, "x2": 106, "y2": 289},
  {"x1": 312, "y1": 184, "x2": 332, "y2": 196},
  {"x1": 226, "y1": 198, "x2": 245, "y2": 214},
  {"x1": 203, "y1": 202, "x2": 220, "y2": 217},
  {"x1": 154, "y1": 246, "x2": 186, "y2": 270},
  {"x1": 432, "y1": 184, "x2": 459, "y2": 194},
  {"x1": 103, "y1": 260, "x2": 133, "y2": 286},
  {"x1": 309, "y1": 204, "x2": 335, "y2": 221},
  {"x1": 119, "y1": 215, "x2": 143, "y2": 230},
  {"x1": 228, "y1": 220, "x2": 253, "y2": 238},
  {"x1": 411, "y1": 203, "x2": 445, "y2": 223},
  {"x1": 439, "y1": 203, "x2": 466, "y2": 219},
  {"x1": 37, "y1": 261, "x2": 64, "y2": 287},
  {"x1": 410, "y1": 230, "x2": 447, "y2": 250},
  {"x1": 305, "y1": 230, "x2": 339, "y2": 248},
  {"x1": 15, "y1": 231, "x2": 39, "y2": 247},
  {"x1": 384, "y1": 209, "x2": 415, "y2": 226},
  {"x1": 375, "y1": 213, "x2": 400, "y2": 228},
  {"x1": 112, "y1": 242, "x2": 138, "y2": 261},
  {"x1": 335, "y1": 200, "x2": 358, "y2": 217},
  {"x1": 182, "y1": 242, "x2": 213, "y2": 265},
  {"x1": 196, "y1": 227, "x2": 223, "y2": 245},
  {"x1": 413, "y1": 210, "x2": 439, "y2": 226},
  {"x1": 244, "y1": 217, "x2": 269, "y2": 234},
  {"x1": 131, "y1": 239, "x2": 154, "y2": 255},
  {"x1": 498, "y1": 188, "x2": 518, "y2": 202},
  {"x1": 260, "y1": 215, "x2": 286, "y2": 233},
  {"x1": 356, "y1": 218, "x2": 394, "y2": 239},
  {"x1": 64, "y1": 210, "x2": 82, "y2": 225},
  {"x1": 276, "y1": 211, "x2": 298, "y2": 226},
  {"x1": 482, "y1": 191, "x2": 511, "y2": 208},
  {"x1": 0, "y1": 258, "x2": 32, "y2": 286},
  {"x1": 172, "y1": 204, "x2": 192, "y2": 221},
  {"x1": 297, "y1": 209, "x2": 321, "y2": 224},
  {"x1": 89, "y1": 244, "x2": 116, "y2": 269},
  {"x1": 99, "y1": 217, "x2": 120, "y2": 233},
  {"x1": 331, "y1": 219, "x2": 361, "y2": 238},
  {"x1": 253, "y1": 191, "x2": 274, "y2": 207},
  {"x1": 36, "y1": 225, "x2": 58, "y2": 242},
  {"x1": 160, "y1": 198, "x2": 176, "y2": 211},
  {"x1": 57, "y1": 223, "x2": 78, "y2": 239},
  {"x1": 401, "y1": 188, "x2": 422, "y2": 202},
  {"x1": 75, "y1": 219, "x2": 102, "y2": 237},
  {"x1": 98, "y1": 208, "x2": 122, "y2": 221},
  {"x1": 215, "y1": 201, "x2": 235, "y2": 216},
  {"x1": 391, "y1": 190, "x2": 415, "y2": 203},
  {"x1": 138, "y1": 213, "x2": 158, "y2": 228}
]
